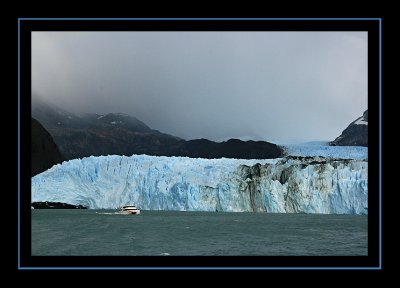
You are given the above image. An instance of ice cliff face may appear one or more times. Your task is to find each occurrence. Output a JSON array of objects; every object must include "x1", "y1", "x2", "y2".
[{"x1": 32, "y1": 155, "x2": 368, "y2": 214}]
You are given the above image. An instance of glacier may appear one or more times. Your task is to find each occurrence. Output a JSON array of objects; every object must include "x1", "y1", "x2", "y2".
[
  {"x1": 32, "y1": 154, "x2": 368, "y2": 214},
  {"x1": 281, "y1": 142, "x2": 368, "y2": 160}
]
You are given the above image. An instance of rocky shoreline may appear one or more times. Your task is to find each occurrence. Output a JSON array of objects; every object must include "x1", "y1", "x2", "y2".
[{"x1": 31, "y1": 201, "x2": 87, "y2": 209}]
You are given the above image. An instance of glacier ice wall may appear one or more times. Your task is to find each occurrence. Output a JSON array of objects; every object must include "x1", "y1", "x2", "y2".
[
  {"x1": 31, "y1": 155, "x2": 368, "y2": 214},
  {"x1": 282, "y1": 142, "x2": 368, "y2": 160}
]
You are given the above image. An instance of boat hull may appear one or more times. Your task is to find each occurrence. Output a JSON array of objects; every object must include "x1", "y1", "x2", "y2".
[{"x1": 120, "y1": 210, "x2": 140, "y2": 215}]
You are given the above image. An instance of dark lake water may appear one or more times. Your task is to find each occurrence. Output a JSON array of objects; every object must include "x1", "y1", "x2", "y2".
[{"x1": 31, "y1": 210, "x2": 367, "y2": 256}]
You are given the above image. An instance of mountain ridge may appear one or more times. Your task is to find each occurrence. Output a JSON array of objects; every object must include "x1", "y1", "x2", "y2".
[{"x1": 32, "y1": 98, "x2": 283, "y2": 160}]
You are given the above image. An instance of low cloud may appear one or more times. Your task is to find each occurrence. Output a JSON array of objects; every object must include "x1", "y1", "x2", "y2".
[{"x1": 32, "y1": 31, "x2": 368, "y2": 142}]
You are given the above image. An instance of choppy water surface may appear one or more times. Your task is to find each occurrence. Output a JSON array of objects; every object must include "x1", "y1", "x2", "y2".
[{"x1": 32, "y1": 210, "x2": 367, "y2": 256}]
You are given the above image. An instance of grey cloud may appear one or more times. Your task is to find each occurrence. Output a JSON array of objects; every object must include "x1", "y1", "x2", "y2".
[{"x1": 32, "y1": 31, "x2": 367, "y2": 143}]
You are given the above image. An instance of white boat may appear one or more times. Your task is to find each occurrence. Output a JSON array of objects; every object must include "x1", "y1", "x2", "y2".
[{"x1": 120, "y1": 205, "x2": 141, "y2": 215}]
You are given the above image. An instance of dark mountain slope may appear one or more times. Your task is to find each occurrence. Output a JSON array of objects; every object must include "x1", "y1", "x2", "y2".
[
  {"x1": 330, "y1": 110, "x2": 368, "y2": 147},
  {"x1": 31, "y1": 118, "x2": 65, "y2": 176},
  {"x1": 168, "y1": 138, "x2": 282, "y2": 159}
]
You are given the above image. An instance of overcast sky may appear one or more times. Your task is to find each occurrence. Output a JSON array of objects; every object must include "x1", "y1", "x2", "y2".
[{"x1": 32, "y1": 31, "x2": 367, "y2": 143}]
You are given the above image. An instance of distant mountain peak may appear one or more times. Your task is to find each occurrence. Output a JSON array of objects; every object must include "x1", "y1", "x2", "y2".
[
  {"x1": 330, "y1": 110, "x2": 368, "y2": 147},
  {"x1": 94, "y1": 113, "x2": 151, "y2": 131}
]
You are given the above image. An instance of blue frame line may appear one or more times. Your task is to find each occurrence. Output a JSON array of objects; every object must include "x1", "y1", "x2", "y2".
[
  {"x1": 19, "y1": 17, "x2": 381, "y2": 270},
  {"x1": 19, "y1": 266, "x2": 381, "y2": 270},
  {"x1": 379, "y1": 18, "x2": 382, "y2": 269},
  {"x1": 19, "y1": 18, "x2": 381, "y2": 21},
  {"x1": 18, "y1": 18, "x2": 21, "y2": 269}
]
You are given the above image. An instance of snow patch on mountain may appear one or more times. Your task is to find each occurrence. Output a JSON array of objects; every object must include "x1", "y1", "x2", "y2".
[{"x1": 354, "y1": 117, "x2": 368, "y2": 125}]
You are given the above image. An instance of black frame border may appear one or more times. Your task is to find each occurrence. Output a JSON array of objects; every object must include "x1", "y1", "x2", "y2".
[{"x1": 18, "y1": 18, "x2": 382, "y2": 270}]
